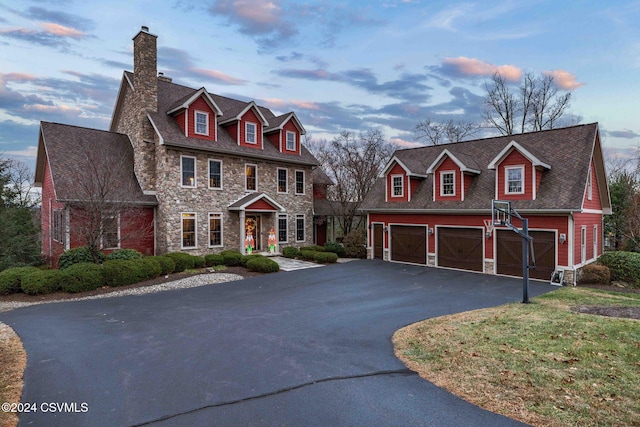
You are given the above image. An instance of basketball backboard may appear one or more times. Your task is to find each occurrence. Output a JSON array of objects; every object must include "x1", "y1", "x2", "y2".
[{"x1": 492, "y1": 200, "x2": 512, "y2": 226}]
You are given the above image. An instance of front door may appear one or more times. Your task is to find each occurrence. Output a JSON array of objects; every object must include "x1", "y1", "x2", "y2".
[{"x1": 245, "y1": 215, "x2": 261, "y2": 251}]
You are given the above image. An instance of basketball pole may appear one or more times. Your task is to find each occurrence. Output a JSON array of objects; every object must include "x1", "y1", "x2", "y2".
[{"x1": 522, "y1": 218, "x2": 530, "y2": 304}]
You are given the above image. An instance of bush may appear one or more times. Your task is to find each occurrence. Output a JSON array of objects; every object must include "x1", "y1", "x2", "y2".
[
  {"x1": 58, "y1": 247, "x2": 105, "y2": 269},
  {"x1": 106, "y1": 249, "x2": 143, "y2": 261},
  {"x1": 205, "y1": 254, "x2": 224, "y2": 267},
  {"x1": 164, "y1": 252, "x2": 196, "y2": 273},
  {"x1": 300, "y1": 245, "x2": 325, "y2": 252},
  {"x1": 0, "y1": 266, "x2": 39, "y2": 295},
  {"x1": 314, "y1": 252, "x2": 338, "y2": 264},
  {"x1": 60, "y1": 263, "x2": 104, "y2": 293},
  {"x1": 21, "y1": 270, "x2": 61, "y2": 295},
  {"x1": 221, "y1": 250, "x2": 243, "y2": 266},
  {"x1": 246, "y1": 257, "x2": 280, "y2": 273},
  {"x1": 300, "y1": 250, "x2": 317, "y2": 261},
  {"x1": 343, "y1": 229, "x2": 367, "y2": 259},
  {"x1": 148, "y1": 256, "x2": 175, "y2": 275},
  {"x1": 136, "y1": 258, "x2": 162, "y2": 280},
  {"x1": 282, "y1": 246, "x2": 300, "y2": 259},
  {"x1": 192, "y1": 256, "x2": 206, "y2": 269},
  {"x1": 598, "y1": 251, "x2": 640, "y2": 287},
  {"x1": 578, "y1": 264, "x2": 611, "y2": 285},
  {"x1": 323, "y1": 242, "x2": 345, "y2": 257},
  {"x1": 241, "y1": 254, "x2": 264, "y2": 267},
  {"x1": 101, "y1": 260, "x2": 145, "y2": 287}
]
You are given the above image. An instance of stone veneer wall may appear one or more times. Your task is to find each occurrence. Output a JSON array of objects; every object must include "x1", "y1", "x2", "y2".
[{"x1": 154, "y1": 146, "x2": 314, "y2": 255}]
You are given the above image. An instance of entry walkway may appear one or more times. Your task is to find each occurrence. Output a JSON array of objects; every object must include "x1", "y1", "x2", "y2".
[{"x1": 270, "y1": 256, "x2": 324, "y2": 272}]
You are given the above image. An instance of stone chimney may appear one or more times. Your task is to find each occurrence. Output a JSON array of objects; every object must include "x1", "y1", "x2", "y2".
[{"x1": 133, "y1": 26, "x2": 157, "y2": 113}]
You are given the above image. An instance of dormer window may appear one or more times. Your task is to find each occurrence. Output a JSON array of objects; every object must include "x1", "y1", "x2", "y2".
[
  {"x1": 286, "y1": 131, "x2": 296, "y2": 151},
  {"x1": 391, "y1": 175, "x2": 404, "y2": 197},
  {"x1": 440, "y1": 171, "x2": 455, "y2": 196},
  {"x1": 246, "y1": 122, "x2": 257, "y2": 144},
  {"x1": 195, "y1": 111, "x2": 208, "y2": 135},
  {"x1": 506, "y1": 166, "x2": 524, "y2": 194}
]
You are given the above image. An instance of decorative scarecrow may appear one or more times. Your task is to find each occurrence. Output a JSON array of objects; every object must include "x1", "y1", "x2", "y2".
[{"x1": 268, "y1": 228, "x2": 277, "y2": 254}]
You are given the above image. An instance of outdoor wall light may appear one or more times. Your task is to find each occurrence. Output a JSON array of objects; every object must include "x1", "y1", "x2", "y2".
[
  {"x1": 486, "y1": 230, "x2": 492, "y2": 239},
  {"x1": 428, "y1": 228, "x2": 434, "y2": 235},
  {"x1": 383, "y1": 226, "x2": 388, "y2": 233},
  {"x1": 559, "y1": 233, "x2": 566, "y2": 244}
]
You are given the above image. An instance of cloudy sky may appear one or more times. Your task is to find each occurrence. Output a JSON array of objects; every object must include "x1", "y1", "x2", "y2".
[{"x1": 1, "y1": 0, "x2": 639, "y2": 172}]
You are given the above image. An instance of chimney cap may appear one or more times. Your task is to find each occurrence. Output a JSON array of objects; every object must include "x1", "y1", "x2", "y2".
[{"x1": 141, "y1": 26, "x2": 149, "y2": 32}]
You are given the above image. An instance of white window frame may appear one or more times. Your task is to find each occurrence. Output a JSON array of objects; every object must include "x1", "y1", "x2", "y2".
[
  {"x1": 101, "y1": 214, "x2": 120, "y2": 249},
  {"x1": 440, "y1": 171, "x2": 455, "y2": 197},
  {"x1": 208, "y1": 212, "x2": 223, "y2": 248},
  {"x1": 296, "y1": 214, "x2": 305, "y2": 242},
  {"x1": 245, "y1": 163, "x2": 258, "y2": 192},
  {"x1": 277, "y1": 168, "x2": 288, "y2": 193},
  {"x1": 593, "y1": 225, "x2": 598, "y2": 259},
  {"x1": 195, "y1": 110, "x2": 209, "y2": 136},
  {"x1": 587, "y1": 170, "x2": 593, "y2": 200},
  {"x1": 286, "y1": 131, "x2": 296, "y2": 151},
  {"x1": 181, "y1": 155, "x2": 197, "y2": 188},
  {"x1": 278, "y1": 213, "x2": 288, "y2": 243},
  {"x1": 208, "y1": 159, "x2": 223, "y2": 190},
  {"x1": 245, "y1": 122, "x2": 257, "y2": 144},
  {"x1": 295, "y1": 170, "x2": 305, "y2": 195},
  {"x1": 181, "y1": 212, "x2": 197, "y2": 249},
  {"x1": 581, "y1": 226, "x2": 587, "y2": 264},
  {"x1": 53, "y1": 209, "x2": 65, "y2": 243},
  {"x1": 505, "y1": 165, "x2": 525, "y2": 195},
  {"x1": 391, "y1": 174, "x2": 404, "y2": 197}
]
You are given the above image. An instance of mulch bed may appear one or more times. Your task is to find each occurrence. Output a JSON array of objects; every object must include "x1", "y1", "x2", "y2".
[
  {"x1": 0, "y1": 267, "x2": 263, "y2": 304},
  {"x1": 575, "y1": 283, "x2": 640, "y2": 320}
]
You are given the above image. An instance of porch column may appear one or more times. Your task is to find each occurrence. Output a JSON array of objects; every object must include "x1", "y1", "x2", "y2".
[
  {"x1": 274, "y1": 213, "x2": 279, "y2": 254},
  {"x1": 239, "y1": 210, "x2": 246, "y2": 254}
]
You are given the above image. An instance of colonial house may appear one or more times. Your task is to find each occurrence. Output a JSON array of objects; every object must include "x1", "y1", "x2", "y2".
[
  {"x1": 360, "y1": 123, "x2": 611, "y2": 284},
  {"x1": 35, "y1": 27, "x2": 322, "y2": 266}
]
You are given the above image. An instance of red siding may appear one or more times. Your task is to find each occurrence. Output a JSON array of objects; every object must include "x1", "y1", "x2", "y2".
[
  {"x1": 224, "y1": 122, "x2": 238, "y2": 143},
  {"x1": 386, "y1": 163, "x2": 409, "y2": 202},
  {"x1": 582, "y1": 160, "x2": 602, "y2": 210},
  {"x1": 267, "y1": 132, "x2": 279, "y2": 150},
  {"x1": 434, "y1": 157, "x2": 462, "y2": 202},
  {"x1": 239, "y1": 109, "x2": 263, "y2": 149},
  {"x1": 463, "y1": 174, "x2": 473, "y2": 198},
  {"x1": 314, "y1": 185, "x2": 327, "y2": 200},
  {"x1": 41, "y1": 156, "x2": 66, "y2": 266},
  {"x1": 187, "y1": 97, "x2": 217, "y2": 141},
  {"x1": 410, "y1": 177, "x2": 421, "y2": 197},
  {"x1": 281, "y1": 120, "x2": 300, "y2": 155},
  {"x1": 246, "y1": 199, "x2": 277, "y2": 211},
  {"x1": 573, "y1": 212, "x2": 603, "y2": 264},
  {"x1": 175, "y1": 111, "x2": 186, "y2": 135},
  {"x1": 497, "y1": 150, "x2": 534, "y2": 200}
]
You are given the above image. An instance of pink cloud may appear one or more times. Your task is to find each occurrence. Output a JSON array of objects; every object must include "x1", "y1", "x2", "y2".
[
  {"x1": 442, "y1": 57, "x2": 522, "y2": 81},
  {"x1": 40, "y1": 23, "x2": 84, "y2": 39},
  {"x1": 0, "y1": 72, "x2": 37, "y2": 83},
  {"x1": 543, "y1": 70, "x2": 584, "y2": 90},
  {"x1": 262, "y1": 98, "x2": 321, "y2": 111},
  {"x1": 190, "y1": 68, "x2": 247, "y2": 85},
  {"x1": 233, "y1": 0, "x2": 281, "y2": 26}
]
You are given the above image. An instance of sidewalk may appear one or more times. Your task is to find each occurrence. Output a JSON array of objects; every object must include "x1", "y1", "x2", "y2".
[{"x1": 270, "y1": 256, "x2": 324, "y2": 272}]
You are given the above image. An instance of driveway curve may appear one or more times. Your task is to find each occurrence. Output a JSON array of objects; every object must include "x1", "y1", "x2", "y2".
[{"x1": 0, "y1": 260, "x2": 556, "y2": 426}]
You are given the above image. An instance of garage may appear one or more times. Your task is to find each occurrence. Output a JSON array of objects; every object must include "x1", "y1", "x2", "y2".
[
  {"x1": 496, "y1": 230, "x2": 556, "y2": 281},
  {"x1": 390, "y1": 225, "x2": 427, "y2": 265},
  {"x1": 437, "y1": 227, "x2": 483, "y2": 272}
]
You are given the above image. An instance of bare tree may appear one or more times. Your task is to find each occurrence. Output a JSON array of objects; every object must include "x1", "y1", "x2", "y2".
[
  {"x1": 483, "y1": 72, "x2": 575, "y2": 135},
  {"x1": 308, "y1": 130, "x2": 397, "y2": 235},
  {"x1": 414, "y1": 118, "x2": 480, "y2": 145}
]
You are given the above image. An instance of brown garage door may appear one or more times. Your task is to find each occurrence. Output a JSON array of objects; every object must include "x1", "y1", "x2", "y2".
[
  {"x1": 390, "y1": 225, "x2": 427, "y2": 265},
  {"x1": 496, "y1": 230, "x2": 556, "y2": 280},
  {"x1": 373, "y1": 224, "x2": 384, "y2": 260},
  {"x1": 437, "y1": 227, "x2": 483, "y2": 272}
]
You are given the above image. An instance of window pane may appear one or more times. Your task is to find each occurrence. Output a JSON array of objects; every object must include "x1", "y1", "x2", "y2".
[
  {"x1": 209, "y1": 214, "x2": 222, "y2": 246},
  {"x1": 182, "y1": 213, "x2": 196, "y2": 247},
  {"x1": 246, "y1": 123, "x2": 256, "y2": 143},
  {"x1": 209, "y1": 160, "x2": 221, "y2": 188},
  {"x1": 196, "y1": 112, "x2": 207, "y2": 134},
  {"x1": 442, "y1": 173, "x2": 454, "y2": 195},
  {"x1": 295, "y1": 171, "x2": 304, "y2": 194},
  {"x1": 246, "y1": 165, "x2": 256, "y2": 191},
  {"x1": 278, "y1": 169, "x2": 287, "y2": 192},
  {"x1": 393, "y1": 176, "x2": 403, "y2": 196},
  {"x1": 286, "y1": 132, "x2": 295, "y2": 150},
  {"x1": 182, "y1": 157, "x2": 195, "y2": 186},
  {"x1": 278, "y1": 215, "x2": 287, "y2": 242},
  {"x1": 507, "y1": 168, "x2": 522, "y2": 193},
  {"x1": 103, "y1": 216, "x2": 118, "y2": 248},
  {"x1": 296, "y1": 215, "x2": 304, "y2": 241}
]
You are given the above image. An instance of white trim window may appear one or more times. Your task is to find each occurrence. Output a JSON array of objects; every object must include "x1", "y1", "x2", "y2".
[
  {"x1": 440, "y1": 171, "x2": 455, "y2": 196},
  {"x1": 181, "y1": 213, "x2": 197, "y2": 249},
  {"x1": 581, "y1": 226, "x2": 587, "y2": 264},
  {"x1": 277, "y1": 168, "x2": 288, "y2": 193},
  {"x1": 505, "y1": 166, "x2": 524, "y2": 194},
  {"x1": 245, "y1": 122, "x2": 257, "y2": 144},
  {"x1": 209, "y1": 213, "x2": 223, "y2": 247},
  {"x1": 181, "y1": 155, "x2": 196, "y2": 188},
  {"x1": 286, "y1": 131, "x2": 296, "y2": 151},
  {"x1": 278, "y1": 213, "x2": 288, "y2": 243},
  {"x1": 53, "y1": 209, "x2": 65, "y2": 244},
  {"x1": 208, "y1": 159, "x2": 222, "y2": 189},
  {"x1": 593, "y1": 225, "x2": 598, "y2": 259},
  {"x1": 587, "y1": 170, "x2": 593, "y2": 200},
  {"x1": 195, "y1": 111, "x2": 209, "y2": 136},
  {"x1": 295, "y1": 170, "x2": 305, "y2": 195},
  {"x1": 102, "y1": 215, "x2": 120, "y2": 249},
  {"x1": 391, "y1": 174, "x2": 404, "y2": 197},
  {"x1": 245, "y1": 163, "x2": 257, "y2": 191},
  {"x1": 296, "y1": 214, "x2": 305, "y2": 242}
]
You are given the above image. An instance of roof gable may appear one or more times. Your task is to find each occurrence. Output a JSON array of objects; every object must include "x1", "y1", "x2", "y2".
[
  {"x1": 426, "y1": 148, "x2": 481, "y2": 174},
  {"x1": 488, "y1": 140, "x2": 551, "y2": 170},
  {"x1": 381, "y1": 156, "x2": 427, "y2": 178},
  {"x1": 265, "y1": 112, "x2": 306, "y2": 135},
  {"x1": 228, "y1": 192, "x2": 285, "y2": 211},
  {"x1": 219, "y1": 101, "x2": 268, "y2": 126},
  {"x1": 166, "y1": 87, "x2": 223, "y2": 116}
]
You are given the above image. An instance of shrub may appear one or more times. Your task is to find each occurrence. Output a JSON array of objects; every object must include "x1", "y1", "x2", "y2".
[
  {"x1": 58, "y1": 247, "x2": 105, "y2": 269},
  {"x1": 148, "y1": 256, "x2": 175, "y2": 275},
  {"x1": 205, "y1": 254, "x2": 224, "y2": 267},
  {"x1": 21, "y1": 270, "x2": 61, "y2": 295},
  {"x1": 282, "y1": 246, "x2": 300, "y2": 259},
  {"x1": 101, "y1": 260, "x2": 145, "y2": 287},
  {"x1": 164, "y1": 252, "x2": 196, "y2": 273},
  {"x1": 0, "y1": 266, "x2": 39, "y2": 295},
  {"x1": 300, "y1": 245, "x2": 325, "y2": 252},
  {"x1": 241, "y1": 254, "x2": 264, "y2": 267},
  {"x1": 300, "y1": 250, "x2": 317, "y2": 261},
  {"x1": 192, "y1": 256, "x2": 206, "y2": 269},
  {"x1": 598, "y1": 251, "x2": 640, "y2": 287},
  {"x1": 60, "y1": 263, "x2": 104, "y2": 293},
  {"x1": 221, "y1": 251, "x2": 243, "y2": 267},
  {"x1": 578, "y1": 264, "x2": 611, "y2": 285},
  {"x1": 246, "y1": 257, "x2": 280, "y2": 273},
  {"x1": 323, "y1": 242, "x2": 345, "y2": 257},
  {"x1": 314, "y1": 251, "x2": 338, "y2": 264},
  {"x1": 135, "y1": 258, "x2": 162, "y2": 280},
  {"x1": 343, "y1": 229, "x2": 367, "y2": 259},
  {"x1": 106, "y1": 249, "x2": 143, "y2": 261}
]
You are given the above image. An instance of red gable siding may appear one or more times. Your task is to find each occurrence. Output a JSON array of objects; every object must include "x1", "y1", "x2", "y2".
[
  {"x1": 41, "y1": 156, "x2": 66, "y2": 266},
  {"x1": 582, "y1": 160, "x2": 602, "y2": 210},
  {"x1": 246, "y1": 199, "x2": 278, "y2": 211},
  {"x1": 434, "y1": 157, "x2": 462, "y2": 202},
  {"x1": 187, "y1": 96, "x2": 216, "y2": 141},
  {"x1": 267, "y1": 132, "x2": 279, "y2": 150},
  {"x1": 175, "y1": 111, "x2": 186, "y2": 136},
  {"x1": 281, "y1": 120, "x2": 300, "y2": 155},
  {"x1": 497, "y1": 150, "x2": 534, "y2": 200},
  {"x1": 386, "y1": 163, "x2": 409, "y2": 202},
  {"x1": 239, "y1": 108, "x2": 263, "y2": 149}
]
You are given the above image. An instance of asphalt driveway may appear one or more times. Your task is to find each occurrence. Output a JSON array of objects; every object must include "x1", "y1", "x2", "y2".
[{"x1": 0, "y1": 260, "x2": 557, "y2": 426}]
